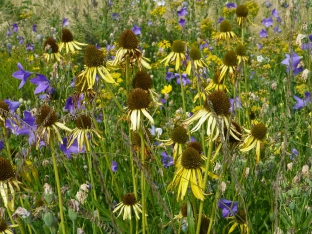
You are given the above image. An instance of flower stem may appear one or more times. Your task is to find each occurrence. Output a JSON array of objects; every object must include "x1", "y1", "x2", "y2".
[
  {"x1": 87, "y1": 153, "x2": 97, "y2": 201},
  {"x1": 196, "y1": 141, "x2": 213, "y2": 234},
  {"x1": 50, "y1": 139, "x2": 66, "y2": 234},
  {"x1": 140, "y1": 127, "x2": 146, "y2": 234},
  {"x1": 178, "y1": 68, "x2": 187, "y2": 117},
  {"x1": 2, "y1": 126, "x2": 12, "y2": 164},
  {"x1": 104, "y1": 81, "x2": 123, "y2": 112}
]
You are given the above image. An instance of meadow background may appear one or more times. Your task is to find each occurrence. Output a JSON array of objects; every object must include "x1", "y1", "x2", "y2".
[{"x1": 0, "y1": 0, "x2": 312, "y2": 233}]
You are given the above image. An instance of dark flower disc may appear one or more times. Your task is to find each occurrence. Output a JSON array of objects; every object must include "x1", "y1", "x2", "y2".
[
  {"x1": 171, "y1": 126, "x2": 188, "y2": 144},
  {"x1": 76, "y1": 114, "x2": 92, "y2": 129},
  {"x1": 236, "y1": 5, "x2": 249, "y2": 17},
  {"x1": 223, "y1": 50, "x2": 238, "y2": 67},
  {"x1": 0, "y1": 156, "x2": 15, "y2": 181},
  {"x1": 251, "y1": 123, "x2": 267, "y2": 140},
  {"x1": 36, "y1": 105, "x2": 58, "y2": 127},
  {"x1": 61, "y1": 29, "x2": 74, "y2": 42},
  {"x1": 189, "y1": 47, "x2": 201, "y2": 60},
  {"x1": 172, "y1": 40, "x2": 185, "y2": 53},
  {"x1": 187, "y1": 141, "x2": 203, "y2": 154},
  {"x1": 0, "y1": 101, "x2": 9, "y2": 119},
  {"x1": 84, "y1": 45, "x2": 105, "y2": 67},
  {"x1": 132, "y1": 70, "x2": 152, "y2": 90},
  {"x1": 44, "y1": 37, "x2": 59, "y2": 53},
  {"x1": 122, "y1": 193, "x2": 137, "y2": 206},
  {"x1": 235, "y1": 44, "x2": 246, "y2": 56},
  {"x1": 205, "y1": 91, "x2": 230, "y2": 116},
  {"x1": 118, "y1": 29, "x2": 139, "y2": 49},
  {"x1": 220, "y1": 20, "x2": 232, "y2": 32},
  {"x1": 181, "y1": 147, "x2": 202, "y2": 169},
  {"x1": 127, "y1": 88, "x2": 150, "y2": 110}
]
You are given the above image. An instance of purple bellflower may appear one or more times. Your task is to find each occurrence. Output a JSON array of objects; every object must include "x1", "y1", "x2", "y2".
[
  {"x1": 290, "y1": 148, "x2": 299, "y2": 160},
  {"x1": 111, "y1": 161, "x2": 118, "y2": 172},
  {"x1": 6, "y1": 28, "x2": 12, "y2": 37},
  {"x1": 230, "y1": 97, "x2": 242, "y2": 113},
  {"x1": 132, "y1": 25, "x2": 141, "y2": 35},
  {"x1": 218, "y1": 198, "x2": 238, "y2": 218},
  {"x1": 176, "y1": 73, "x2": 191, "y2": 86},
  {"x1": 161, "y1": 152, "x2": 174, "y2": 168},
  {"x1": 12, "y1": 23, "x2": 18, "y2": 32},
  {"x1": 218, "y1": 17, "x2": 224, "y2": 24},
  {"x1": 264, "y1": 1, "x2": 272, "y2": 8},
  {"x1": 62, "y1": 18, "x2": 69, "y2": 26},
  {"x1": 0, "y1": 140, "x2": 4, "y2": 151},
  {"x1": 177, "y1": 6, "x2": 188, "y2": 17},
  {"x1": 226, "y1": 2, "x2": 236, "y2": 8},
  {"x1": 178, "y1": 18, "x2": 186, "y2": 27},
  {"x1": 259, "y1": 29, "x2": 267, "y2": 38},
  {"x1": 12, "y1": 63, "x2": 32, "y2": 89},
  {"x1": 4, "y1": 100, "x2": 20, "y2": 113},
  {"x1": 60, "y1": 137, "x2": 84, "y2": 159},
  {"x1": 281, "y1": 52, "x2": 303, "y2": 75},
  {"x1": 293, "y1": 92, "x2": 311, "y2": 110},
  {"x1": 32, "y1": 24, "x2": 37, "y2": 32},
  {"x1": 26, "y1": 43, "x2": 34, "y2": 51},
  {"x1": 30, "y1": 74, "x2": 51, "y2": 94},
  {"x1": 272, "y1": 8, "x2": 279, "y2": 18},
  {"x1": 262, "y1": 17, "x2": 273, "y2": 28}
]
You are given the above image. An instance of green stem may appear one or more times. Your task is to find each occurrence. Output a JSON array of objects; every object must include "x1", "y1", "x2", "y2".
[
  {"x1": 87, "y1": 153, "x2": 97, "y2": 201},
  {"x1": 104, "y1": 81, "x2": 123, "y2": 112},
  {"x1": 72, "y1": 221, "x2": 75, "y2": 234},
  {"x1": 126, "y1": 57, "x2": 131, "y2": 94},
  {"x1": 179, "y1": 68, "x2": 187, "y2": 117},
  {"x1": 129, "y1": 131, "x2": 138, "y2": 197},
  {"x1": 140, "y1": 127, "x2": 146, "y2": 234},
  {"x1": 50, "y1": 140, "x2": 66, "y2": 234},
  {"x1": 2, "y1": 126, "x2": 12, "y2": 164},
  {"x1": 196, "y1": 141, "x2": 213, "y2": 234}
]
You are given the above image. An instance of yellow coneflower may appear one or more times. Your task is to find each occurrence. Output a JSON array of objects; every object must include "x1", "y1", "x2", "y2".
[
  {"x1": 59, "y1": 29, "x2": 87, "y2": 54},
  {"x1": 161, "y1": 39, "x2": 186, "y2": 71},
  {"x1": 0, "y1": 156, "x2": 22, "y2": 212},
  {"x1": 112, "y1": 29, "x2": 151, "y2": 69},
  {"x1": 226, "y1": 210, "x2": 249, "y2": 234},
  {"x1": 219, "y1": 50, "x2": 238, "y2": 81},
  {"x1": 205, "y1": 72, "x2": 228, "y2": 92},
  {"x1": 0, "y1": 101, "x2": 9, "y2": 123},
  {"x1": 132, "y1": 70, "x2": 161, "y2": 107},
  {"x1": 74, "y1": 71, "x2": 96, "y2": 99},
  {"x1": 235, "y1": 44, "x2": 248, "y2": 65},
  {"x1": 158, "y1": 125, "x2": 188, "y2": 164},
  {"x1": 35, "y1": 105, "x2": 72, "y2": 149},
  {"x1": 43, "y1": 37, "x2": 61, "y2": 62},
  {"x1": 216, "y1": 20, "x2": 236, "y2": 40},
  {"x1": 0, "y1": 219, "x2": 18, "y2": 234},
  {"x1": 240, "y1": 123, "x2": 267, "y2": 164},
  {"x1": 236, "y1": 5, "x2": 249, "y2": 27},
  {"x1": 78, "y1": 45, "x2": 115, "y2": 90},
  {"x1": 225, "y1": 121, "x2": 242, "y2": 148},
  {"x1": 127, "y1": 88, "x2": 154, "y2": 131},
  {"x1": 186, "y1": 46, "x2": 208, "y2": 75},
  {"x1": 67, "y1": 114, "x2": 102, "y2": 152},
  {"x1": 113, "y1": 193, "x2": 143, "y2": 220},
  {"x1": 168, "y1": 147, "x2": 205, "y2": 201},
  {"x1": 183, "y1": 91, "x2": 239, "y2": 142}
]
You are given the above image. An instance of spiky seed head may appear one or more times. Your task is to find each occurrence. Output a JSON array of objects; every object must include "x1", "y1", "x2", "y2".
[
  {"x1": 132, "y1": 128, "x2": 153, "y2": 147},
  {"x1": 199, "y1": 216, "x2": 210, "y2": 234},
  {"x1": 132, "y1": 70, "x2": 152, "y2": 90},
  {"x1": 84, "y1": 45, "x2": 105, "y2": 67},
  {"x1": 76, "y1": 114, "x2": 92, "y2": 129},
  {"x1": 187, "y1": 141, "x2": 203, "y2": 154},
  {"x1": 61, "y1": 29, "x2": 74, "y2": 42},
  {"x1": 235, "y1": 210, "x2": 247, "y2": 224},
  {"x1": 122, "y1": 193, "x2": 137, "y2": 206},
  {"x1": 118, "y1": 29, "x2": 139, "y2": 49},
  {"x1": 220, "y1": 20, "x2": 232, "y2": 32},
  {"x1": 44, "y1": 37, "x2": 59, "y2": 53},
  {"x1": 171, "y1": 126, "x2": 188, "y2": 144},
  {"x1": 127, "y1": 88, "x2": 150, "y2": 110},
  {"x1": 0, "y1": 101, "x2": 9, "y2": 119},
  {"x1": 205, "y1": 91, "x2": 230, "y2": 116},
  {"x1": 235, "y1": 44, "x2": 246, "y2": 56},
  {"x1": 236, "y1": 5, "x2": 248, "y2": 17},
  {"x1": 251, "y1": 123, "x2": 267, "y2": 140},
  {"x1": 0, "y1": 219, "x2": 9, "y2": 232},
  {"x1": 0, "y1": 156, "x2": 15, "y2": 181},
  {"x1": 172, "y1": 40, "x2": 185, "y2": 53},
  {"x1": 223, "y1": 50, "x2": 238, "y2": 66},
  {"x1": 36, "y1": 105, "x2": 58, "y2": 127},
  {"x1": 180, "y1": 203, "x2": 188, "y2": 217},
  {"x1": 181, "y1": 147, "x2": 202, "y2": 169},
  {"x1": 189, "y1": 47, "x2": 201, "y2": 60}
]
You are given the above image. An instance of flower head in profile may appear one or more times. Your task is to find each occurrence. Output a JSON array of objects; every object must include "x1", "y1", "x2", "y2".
[
  {"x1": 112, "y1": 29, "x2": 150, "y2": 69},
  {"x1": 59, "y1": 29, "x2": 87, "y2": 54},
  {"x1": 0, "y1": 218, "x2": 18, "y2": 233},
  {"x1": 226, "y1": 210, "x2": 249, "y2": 234},
  {"x1": 113, "y1": 193, "x2": 143, "y2": 220},
  {"x1": 235, "y1": 44, "x2": 248, "y2": 65},
  {"x1": 240, "y1": 123, "x2": 267, "y2": 163},
  {"x1": 12, "y1": 63, "x2": 33, "y2": 89},
  {"x1": 183, "y1": 91, "x2": 239, "y2": 142},
  {"x1": 161, "y1": 39, "x2": 186, "y2": 71},
  {"x1": 219, "y1": 50, "x2": 238, "y2": 81},
  {"x1": 43, "y1": 37, "x2": 61, "y2": 61},
  {"x1": 216, "y1": 20, "x2": 236, "y2": 40},
  {"x1": 67, "y1": 114, "x2": 102, "y2": 152},
  {"x1": 0, "y1": 156, "x2": 22, "y2": 212},
  {"x1": 159, "y1": 125, "x2": 188, "y2": 164},
  {"x1": 167, "y1": 147, "x2": 206, "y2": 201},
  {"x1": 186, "y1": 46, "x2": 208, "y2": 75},
  {"x1": 127, "y1": 88, "x2": 154, "y2": 131},
  {"x1": 78, "y1": 45, "x2": 115, "y2": 90},
  {"x1": 35, "y1": 105, "x2": 71, "y2": 148},
  {"x1": 236, "y1": 4, "x2": 248, "y2": 26},
  {"x1": 205, "y1": 72, "x2": 228, "y2": 93}
]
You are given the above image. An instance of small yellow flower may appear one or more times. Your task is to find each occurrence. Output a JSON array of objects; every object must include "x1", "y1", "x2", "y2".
[{"x1": 161, "y1": 84, "x2": 172, "y2": 94}]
